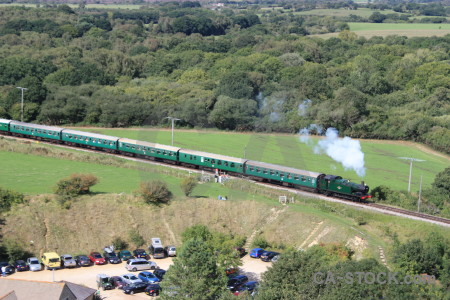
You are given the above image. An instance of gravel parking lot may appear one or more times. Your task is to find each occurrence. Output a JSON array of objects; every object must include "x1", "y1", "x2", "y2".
[{"x1": 6, "y1": 255, "x2": 270, "y2": 299}]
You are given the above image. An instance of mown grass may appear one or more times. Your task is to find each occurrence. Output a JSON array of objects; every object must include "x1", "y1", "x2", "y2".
[
  {"x1": 70, "y1": 127, "x2": 450, "y2": 193},
  {"x1": 348, "y1": 22, "x2": 450, "y2": 31}
]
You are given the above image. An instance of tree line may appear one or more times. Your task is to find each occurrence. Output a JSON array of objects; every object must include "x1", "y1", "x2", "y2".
[{"x1": 0, "y1": 3, "x2": 449, "y2": 155}]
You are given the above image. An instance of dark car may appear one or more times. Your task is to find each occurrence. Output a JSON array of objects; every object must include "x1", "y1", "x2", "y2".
[
  {"x1": 235, "y1": 247, "x2": 246, "y2": 258},
  {"x1": 13, "y1": 260, "x2": 29, "y2": 272},
  {"x1": 103, "y1": 251, "x2": 121, "y2": 264},
  {"x1": 123, "y1": 282, "x2": 149, "y2": 295},
  {"x1": 227, "y1": 275, "x2": 249, "y2": 291},
  {"x1": 133, "y1": 249, "x2": 149, "y2": 259},
  {"x1": 118, "y1": 250, "x2": 133, "y2": 261},
  {"x1": 145, "y1": 283, "x2": 161, "y2": 297},
  {"x1": 260, "y1": 251, "x2": 280, "y2": 262},
  {"x1": 75, "y1": 255, "x2": 91, "y2": 267},
  {"x1": 233, "y1": 281, "x2": 259, "y2": 296},
  {"x1": 153, "y1": 268, "x2": 166, "y2": 281},
  {"x1": 0, "y1": 262, "x2": 15, "y2": 275},
  {"x1": 110, "y1": 276, "x2": 127, "y2": 289}
]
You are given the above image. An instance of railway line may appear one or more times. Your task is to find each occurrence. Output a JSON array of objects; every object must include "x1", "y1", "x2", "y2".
[{"x1": 2, "y1": 133, "x2": 450, "y2": 228}]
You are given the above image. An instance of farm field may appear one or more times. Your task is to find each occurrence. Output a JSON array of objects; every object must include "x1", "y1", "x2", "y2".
[
  {"x1": 295, "y1": 8, "x2": 402, "y2": 18},
  {"x1": 69, "y1": 127, "x2": 450, "y2": 193}
]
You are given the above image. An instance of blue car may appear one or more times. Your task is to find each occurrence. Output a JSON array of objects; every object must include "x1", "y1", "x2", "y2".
[
  {"x1": 138, "y1": 271, "x2": 160, "y2": 283},
  {"x1": 249, "y1": 248, "x2": 265, "y2": 258}
]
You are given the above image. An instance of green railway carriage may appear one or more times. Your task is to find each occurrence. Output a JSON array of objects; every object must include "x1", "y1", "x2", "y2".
[
  {"x1": 244, "y1": 160, "x2": 323, "y2": 189},
  {"x1": 61, "y1": 129, "x2": 119, "y2": 151},
  {"x1": 9, "y1": 121, "x2": 63, "y2": 140},
  {"x1": 118, "y1": 138, "x2": 180, "y2": 161},
  {"x1": 0, "y1": 119, "x2": 11, "y2": 132},
  {"x1": 178, "y1": 149, "x2": 246, "y2": 173}
]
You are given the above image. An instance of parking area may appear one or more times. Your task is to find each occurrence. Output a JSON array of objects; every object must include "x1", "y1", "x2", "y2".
[{"x1": 6, "y1": 255, "x2": 270, "y2": 299}]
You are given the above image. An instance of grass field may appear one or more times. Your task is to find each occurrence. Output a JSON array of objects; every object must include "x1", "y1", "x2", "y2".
[
  {"x1": 0, "y1": 3, "x2": 143, "y2": 9},
  {"x1": 68, "y1": 127, "x2": 450, "y2": 193},
  {"x1": 295, "y1": 8, "x2": 401, "y2": 18},
  {"x1": 348, "y1": 22, "x2": 450, "y2": 31}
]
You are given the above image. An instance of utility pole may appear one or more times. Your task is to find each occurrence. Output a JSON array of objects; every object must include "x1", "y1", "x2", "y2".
[
  {"x1": 417, "y1": 175, "x2": 423, "y2": 213},
  {"x1": 16, "y1": 87, "x2": 27, "y2": 122},
  {"x1": 398, "y1": 157, "x2": 425, "y2": 193},
  {"x1": 164, "y1": 117, "x2": 180, "y2": 146}
]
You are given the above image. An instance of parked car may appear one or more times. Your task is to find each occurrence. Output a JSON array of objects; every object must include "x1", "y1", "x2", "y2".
[
  {"x1": 110, "y1": 276, "x2": 127, "y2": 289},
  {"x1": 133, "y1": 249, "x2": 149, "y2": 259},
  {"x1": 149, "y1": 238, "x2": 165, "y2": 259},
  {"x1": 235, "y1": 247, "x2": 246, "y2": 257},
  {"x1": 138, "y1": 271, "x2": 160, "y2": 283},
  {"x1": 123, "y1": 282, "x2": 149, "y2": 295},
  {"x1": 60, "y1": 254, "x2": 77, "y2": 268},
  {"x1": 0, "y1": 262, "x2": 14, "y2": 275},
  {"x1": 260, "y1": 251, "x2": 279, "y2": 262},
  {"x1": 89, "y1": 252, "x2": 106, "y2": 265},
  {"x1": 27, "y1": 257, "x2": 42, "y2": 272},
  {"x1": 271, "y1": 254, "x2": 280, "y2": 262},
  {"x1": 249, "y1": 248, "x2": 265, "y2": 258},
  {"x1": 13, "y1": 260, "x2": 29, "y2": 272},
  {"x1": 227, "y1": 275, "x2": 249, "y2": 292},
  {"x1": 121, "y1": 273, "x2": 143, "y2": 285},
  {"x1": 41, "y1": 252, "x2": 60, "y2": 270},
  {"x1": 164, "y1": 246, "x2": 176, "y2": 257},
  {"x1": 118, "y1": 250, "x2": 133, "y2": 261},
  {"x1": 103, "y1": 251, "x2": 121, "y2": 264},
  {"x1": 233, "y1": 281, "x2": 259, "y2": 296},
  {"x1": 225, "y1": 267, "x2": 238, "y2": 276},
  {"x1": 145, "y1": 283, "x2": 161, "y2": 297},
  {"x1": 126, "y1": 258, "x2": 158, "y2": 272},
  {"x1": 96, "y1": 274, "x2": 113, "y2": 291},
  {"x1": 75, "y1": 255, "x2": 91, "y2": 267},
  {"x1": 153, "y1": 268, "x2": 166, "y2": 281}
]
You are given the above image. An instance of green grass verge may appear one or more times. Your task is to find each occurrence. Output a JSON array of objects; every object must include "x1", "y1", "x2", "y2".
[{"x1": 70, "y1": 127, "x2": 450, "y2": 192}]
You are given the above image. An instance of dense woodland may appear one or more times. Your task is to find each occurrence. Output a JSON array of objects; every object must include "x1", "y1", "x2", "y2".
[{"x1": 0, "y1": 2, "x2": 449, "y2": 155}]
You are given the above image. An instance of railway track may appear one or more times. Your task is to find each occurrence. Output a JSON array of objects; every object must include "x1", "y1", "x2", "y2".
[{"x1": 3, "y1": 133, "x2": 450, "y2": 227}]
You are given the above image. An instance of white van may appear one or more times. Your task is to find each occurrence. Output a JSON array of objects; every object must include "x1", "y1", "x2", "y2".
[
  {"x1": 149, "y1": 238, "x2": 165, "y2": 259},
  {"x1": 125, "y1": 258, "x2": 158, "y2": 272}
]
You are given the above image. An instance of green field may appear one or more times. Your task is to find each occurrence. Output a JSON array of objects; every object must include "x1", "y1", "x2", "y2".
[
  {"x1": 348, "y1": 22, "x2": 450, "y2": 31},
  {"x1": 0, "y1": 3, "x2": 143, "y2": 9},
  {"x1": 295, "y1": 8, "x2": 401, "y2": 18},
  {"x1": 67, "y1": 127, "x2": 449, "y2": 193}
]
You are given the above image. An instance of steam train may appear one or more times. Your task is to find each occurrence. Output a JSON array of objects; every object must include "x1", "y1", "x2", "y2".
[{"x1": 0, "y1": 119, "x2": 372, "y2": 201}]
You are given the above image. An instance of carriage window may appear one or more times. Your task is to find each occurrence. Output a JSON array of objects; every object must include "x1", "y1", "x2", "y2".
[
  {"x1": 308, "y1": 178, "x2": 311, "y2": 181},
  {"x1": 218, "y1": 161, "x2": 222, "y2": 165},
  {"x1": 301, "y1": 176, "x2": 306, "y2": 182},
  {"x1": 256, "y1": 168, "x2": 260, "y2": 173},
  {"x1": 287, "y1": 174, "x2": 292, "y2": 179},
  {"x1": 249, "y1": 167, "x2": 254, "y2": 171},
  {"x1": 230, "y1": 163, "x2": 235, "y2": 168},
  {"x1": 190, "y1": 155, "x2": 193, "y2": 160},
  {"x1": 263, "y1": 170, "x2": 268, "y2": 174},
  {"x1": 151, "y1": 149, "x2": 155, "y2": 153},
  {"x1": 86, "y1": 138, "x2": 89, "y2": 142},
  {"x1": 294, "y1": 176, "x2": 299, "y2": 180},
  {"x1": 37, "y1": 130, "x2": 41, "y2": 133},
  {"x1": 224, "y1": 162, "x2": 228, "y2": 166},
  {"x1": 280, "y1": 173, "x2": 284, "y2": 177},
  {"x1": 270, "y1": 171, "x2": 274, "y2": 175},
  {"x1": 211, "y1": 159, "x2": 215, "y2": 164}
]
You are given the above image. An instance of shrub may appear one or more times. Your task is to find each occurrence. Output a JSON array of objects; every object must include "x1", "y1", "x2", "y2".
[
  {"x1": 112, "y1": 236, "x2": 128, "y2": 251},
  {"x1": 0, "y1": 187, "x2": 25, "y2": 212},
  {"x1": 355, "y1": 216, "x2": 367, "y2": 226},
  {"x1": 252, "y1": 236, "x2": 270, "y2": 249},
  {"x1": 180, "y1": 176, "x2": 198, "y2": 196},
  {"x1": 129, "y1": 229, "x2": 145, "y2": 247},
  {"x1": 139, "y1": 180, "x2": 172, "y2": 205},
  {"x1": 3, "y1": 239, "x2": 33, "y2": 262},
  {"x1": 55, "y1": 173, "x2": 98, "y2": 197}
]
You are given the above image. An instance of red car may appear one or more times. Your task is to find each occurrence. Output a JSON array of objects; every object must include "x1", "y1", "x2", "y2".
[{"x1": 89, "y1": 252, "x2": 106, "y2": 265}]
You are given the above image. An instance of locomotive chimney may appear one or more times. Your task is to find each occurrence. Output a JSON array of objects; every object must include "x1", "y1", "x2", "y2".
[{"x1": 361, "y1": 181, "x2": 365, "y2": 186}]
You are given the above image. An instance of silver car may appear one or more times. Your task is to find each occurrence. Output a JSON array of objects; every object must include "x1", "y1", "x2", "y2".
[
  {"x1": 27, "y1": 257, "x2": 42, "y2": 271},
  {"x1": 60, "y1": 254, "x2": 77, "y2": 268},
  {"x1": 121, "y1": 273, "x2": 143, "y2": 285},
  {"x1": 165, "y1": 246, "x2": 176, "y2": 257}
]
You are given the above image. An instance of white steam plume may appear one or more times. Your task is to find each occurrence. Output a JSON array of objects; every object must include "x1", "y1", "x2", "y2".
[{"x1": 299, "y1": 127, "x2": 366, "y2": 177}]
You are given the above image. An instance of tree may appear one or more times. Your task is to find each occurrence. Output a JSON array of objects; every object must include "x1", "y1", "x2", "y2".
[
  {"x1": 432, "y1": 167, "x2": 450, "y2": 194},
  {"x1": 160, "y1": 239, "x2": 228, "y2": 299},
  {"x1": 180, "y1": 176, "x2": 198, "y2": 196},
  {"x1": 139, "y1": 181, "x2": 173, "y2": 205},
  {"x1": 129, "y1": 229, "x2": 145, "y2": 247},
  {"x1": 112, "y1": 236, "x2": 128, "y2": 251},
  {"x1": 369, "y1": 12, "x2": 387, "y2": 23},
  {"x1": 208, "y1": 96, "x2": 257, "y2": 130},
  {"x1": 55, "y1": 173, "x2": 98, "y2": 197},
  {"x1": 0, "y1": 187, "x2": 25, "y2": 212}
]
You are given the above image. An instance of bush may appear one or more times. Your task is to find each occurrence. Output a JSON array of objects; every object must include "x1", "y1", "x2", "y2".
[
  {"x1": 55, "y1": 173, "x2": 98, "y2": 197},
  {"x1": 129, "y1": 229, "x2": 145, "y2": 247},
  {"x1": 180, "y1": 176, "x2": 198, "y2": 196},
  {"x1": 252, "y1": 236, "x2": 270, "y2": 249},
  {"x1": 112, "y1": 236, "x2": 128, "y2": 251},
  {"x1": 139, "y1": 180, "x2": 172, "y2": 205},
  {"x1": 0, "y1": 187, "x2": 25, "y2": 212},
  {"x1": 3, "y1": 240, "x2": 33, "y2": 262},
  {"x1": 355, "y1": 216, "x2": 367, "y2": 226}
]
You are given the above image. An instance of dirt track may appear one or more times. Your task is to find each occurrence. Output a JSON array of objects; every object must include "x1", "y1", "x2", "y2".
[{"x1": 6, "y1": 255, "x2": 270, "y2": 299}]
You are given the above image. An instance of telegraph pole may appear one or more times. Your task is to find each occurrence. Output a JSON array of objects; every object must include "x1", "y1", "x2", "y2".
[
  {"x1": 398, "y1": 157, "x2": 425, "y2": 193},
  {"x1": 16, "y1": 87, "x2": 27, "y2": 122},
  {"x1": 165, "y1": 117, "x2": 180, "y2": 146}
]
